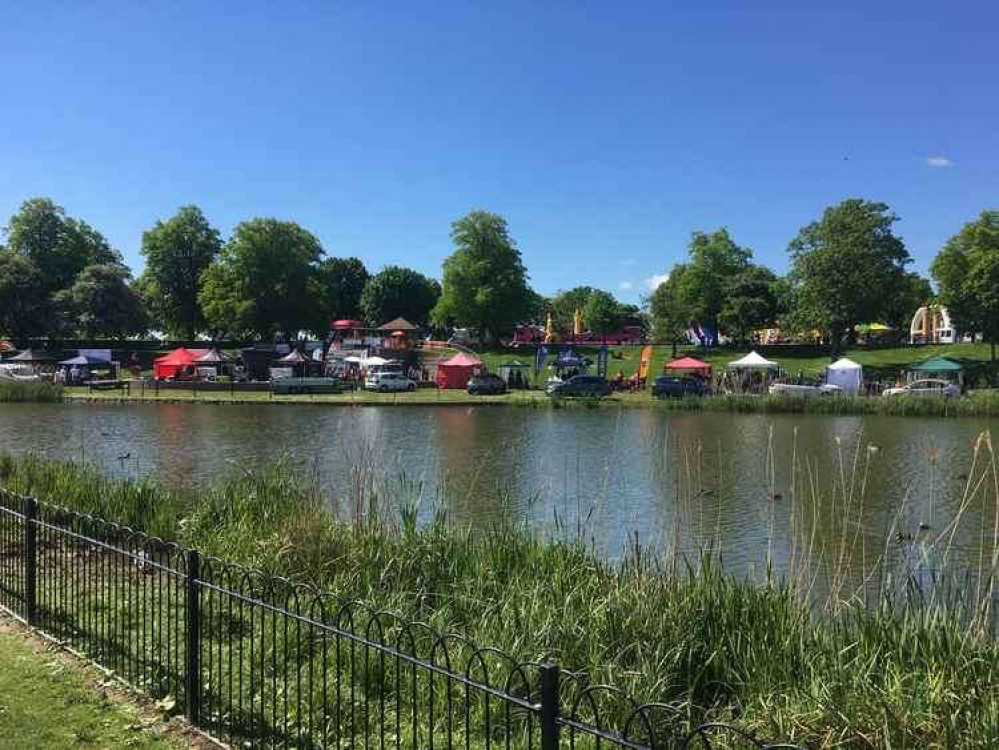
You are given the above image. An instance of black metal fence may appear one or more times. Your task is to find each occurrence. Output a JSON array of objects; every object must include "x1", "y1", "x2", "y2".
[{"x1": 0, "y1": 488, "x2": 801, "y2": 749}]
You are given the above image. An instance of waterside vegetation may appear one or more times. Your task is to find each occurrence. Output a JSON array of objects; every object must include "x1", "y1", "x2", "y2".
[{"x1": 1, "y1": 440, "x2": 998, "y2": 747}]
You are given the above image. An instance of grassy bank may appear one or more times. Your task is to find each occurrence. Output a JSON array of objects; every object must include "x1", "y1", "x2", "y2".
[
  {"x1": 62, "y1": 383, "x2": 999, "y2": 417},
  {"x1": 0, "y1": 618, "x2": 181, "y2": 748},
  {"x1": 0, "y1": 380, "x2": 63, "y2": 403},
  {"x1": 1, "y1": 448, "x2": 998, "y2": 746}
]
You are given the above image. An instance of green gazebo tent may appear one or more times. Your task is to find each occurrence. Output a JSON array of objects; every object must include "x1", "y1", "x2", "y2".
[{"x1": 906, "y1": 356, "x2": 964, "y2": 385}]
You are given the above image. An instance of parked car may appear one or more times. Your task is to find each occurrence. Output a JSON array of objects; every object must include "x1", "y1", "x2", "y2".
[
  {"x1": 652, "y1": 376, "x2": 707, "y2": 398},
  {"x1": 467, "y1": 373, "x2": 507, "y2": 395},
  {"x1": 365, "y1": 372, "x2": 416, "y2": 392},
  {"x1": 546, "y1": 375, "x2": 612, "y2": 398},
  {"x1": 768, "y1": 383, "x2": 842, "y2": 397},
  {"x1": 883, "y1": 379, "x2": 961, "y2": 398}
]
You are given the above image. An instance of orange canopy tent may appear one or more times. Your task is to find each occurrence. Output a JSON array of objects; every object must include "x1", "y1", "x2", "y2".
[
  {"x1": 436, "y1": 352, "x2": 482, "y2": 389},
  {"x1": 153, "y1": 347, "x2": 207, "y2": 380},
  {"x1": 664, "y1": 356, "x2": 712, "y2": 377}
]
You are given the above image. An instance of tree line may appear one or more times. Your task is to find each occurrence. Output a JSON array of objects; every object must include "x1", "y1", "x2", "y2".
[{"x1": 1, "y1": 197, "x2": 997, "y2": 355}]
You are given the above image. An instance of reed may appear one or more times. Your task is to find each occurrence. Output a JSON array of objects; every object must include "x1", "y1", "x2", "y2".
[
  {"x1": 0, "y1": 380, "x2": 63, "y2": 403},
  {"x1": 1, "y1": 438, "x2": 998, "y2": 746}
]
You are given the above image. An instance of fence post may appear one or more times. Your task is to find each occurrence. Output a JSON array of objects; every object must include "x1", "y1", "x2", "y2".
[
  {"x1": 540, "y1": 662, "x2": 560, "y2": 750},
  {"x1": 22, "y1": 497, "x2": 37, "y2": 625},
  {"x1": 185, "y1": 549, "x2": 201, "y2": 726}
]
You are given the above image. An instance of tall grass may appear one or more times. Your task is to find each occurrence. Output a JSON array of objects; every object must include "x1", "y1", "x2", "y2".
[
  {"x1": 0, "y1": 380, "x2": 63, "y2": 403},
  {"x1": 1, "y1": 437, "x2": 999, "y2": 746}
]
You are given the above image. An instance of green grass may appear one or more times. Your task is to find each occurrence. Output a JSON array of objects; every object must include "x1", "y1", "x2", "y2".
[
  {"x1": 0, "y1": 380, "x2": 63, "y2": 403},
  {"x1": 2, "y1": 448, "x2": 999, "y2": 747},
  {"x1": 0, "y1": 622, "x2": 178, "y2": 749}
]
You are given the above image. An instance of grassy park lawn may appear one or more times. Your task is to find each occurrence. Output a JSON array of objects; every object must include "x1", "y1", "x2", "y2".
[{"x1": 0, "y1": 619, "x2": 184, "y2": 749}]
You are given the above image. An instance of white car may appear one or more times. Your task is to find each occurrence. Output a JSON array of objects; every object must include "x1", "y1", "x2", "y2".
[
  {"x1": 883, "y1": 379, "x2": 961, "y2": 398},
  {"x1": 768, "y1": 383, "x2": 842, "y2": 397},
  {"x1": 364, "y1": 372, "x2": 416, "y2": 393}
]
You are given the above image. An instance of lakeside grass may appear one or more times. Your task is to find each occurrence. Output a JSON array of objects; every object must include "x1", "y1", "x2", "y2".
[
  {"x1": 0, "y1": 619, "x2": 180, "y2": 749},
  {"x1": 62, "y1": 383, "x2": 999, "y2": 418},
  {"x1": 0, "y1": 380, "x2": 63, "y2": 403},
  {"x1": 2, "y1": 445, "x2": 998, "y2": 747}
]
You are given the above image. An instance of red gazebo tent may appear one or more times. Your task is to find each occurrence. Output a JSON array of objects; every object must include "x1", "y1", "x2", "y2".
[
  {"x1": 664, "y1": 356, "x2": 712, "y2": 377},
  {"x1": 436, "y1": 352, "x2": 482, "y2": 389},
  {"x1": 153, "y1": 347, "x2": 205, "y2": 380}
]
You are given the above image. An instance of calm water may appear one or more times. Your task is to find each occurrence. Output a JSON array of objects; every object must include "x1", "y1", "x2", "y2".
[{"x1": 1, "y1": 402, "x2": 997, "y2": 588}]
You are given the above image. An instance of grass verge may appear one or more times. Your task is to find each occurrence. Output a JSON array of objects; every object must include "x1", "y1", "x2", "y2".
[
  {"x1": 0, "y1": 380, "x2": 63, "y2": 403},
  {"x1": 0, "y1": 616, "x2": 190, "y2": 749}
]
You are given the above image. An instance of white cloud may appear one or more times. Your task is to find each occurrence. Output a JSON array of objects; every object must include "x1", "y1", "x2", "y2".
[
  {"x1": 618, "y1": 281, "x2": 635, "y2": 291},
  {"x1": 645, "y1": 273, "x2": 670, "y2": 291},
  {"x1": 925, "y1": 155, "x2": 953, "y2": 168},
  {"x1": 619, "y1": 257, "x2": 636, "y2": 267}
]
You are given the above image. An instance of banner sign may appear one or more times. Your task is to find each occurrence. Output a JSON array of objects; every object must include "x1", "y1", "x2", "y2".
[
  {"x1": 638, "y1": 345, "x2": 654, "y2": 381},
  {"x1": 535, "y1": 346, "x2": 549, "y2": 374},
  {"x1": 597, "y1": 345, "x2": 609, "y2": 378}
]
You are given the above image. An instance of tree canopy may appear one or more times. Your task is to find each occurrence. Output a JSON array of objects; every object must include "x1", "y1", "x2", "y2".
[
  {"x1": 317, "y1": 257, "x2": 369, "y2": 322},
  {"x1": 932, "y1": 211, "x2": 999, "y2": 358},
  {"x1": 675, "y1": 229, "x2": 752, "y2": 331},
  {"x1": 648, "y1": 267, "x2": 688, "y2": 356},
  {"x1": 787, "y1": 199, "x2": 910, "y2": 356},
  {"x1": 718, "y1": 265, "x2": 781, "y2": 342},
  {"x1": 548, "y1": 287, "x2": 596, "y2": 334},
  {"x1": 361, "y1": 266, "x2": 440, "y2": 327},
  {"x1": 4, "y1": 198, "x2": 119, "y2": 293},
  {"x1": 432, "y1": 211, "x2": 534, "y2": 341},
  {"x1": 55, "y1": 264, "x2": 147, "y2": 339},
  {"x1": 140, "y1": 206, "x2": 222, "y2": 339},
  {"x1": 199, "y1": 219, "x2": 325, "y2": 338},
  {"x1": 0, "y1": 251, "x2": 50, "y2": 339},
  {"x1": 582, "y1": 289, "x2": 624, "y2": 333}
]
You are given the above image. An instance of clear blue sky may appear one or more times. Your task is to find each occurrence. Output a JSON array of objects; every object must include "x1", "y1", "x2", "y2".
[{"x1": 1, "y1": 1, "x2": 995, "y2": 303}]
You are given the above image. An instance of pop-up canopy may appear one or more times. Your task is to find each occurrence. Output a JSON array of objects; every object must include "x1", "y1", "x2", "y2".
[
  {"x1": 727, "y1": 351, "x2": 778, "y2": 369},
  {"x1": 436, "y1": 352, "x2": 482, "y2": 389},
  {"x1": 8, "y1": 349, "x2": 56, "y2": 364},
  {"x1": 665, "y1": 356, "x2": 712, "y2": 376},
  {"x1": 826, "y1": 357, "x2": 863, "y2": 394},
  {"x1": 153, "y1": 347, "x2": 204, "y2": 379}
]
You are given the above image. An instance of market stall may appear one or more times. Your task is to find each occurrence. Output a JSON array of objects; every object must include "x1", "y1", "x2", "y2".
[
  {"x1": 153, "y1": 348, "x2": 204, "y2": 380},
  {"x1": 826, "y1": 358, "x2": 863, "y2": 395},
  {"x1": 436, "y1": 352, "x2": 482, "y2": 389},
  {"x1": 664, "y1": 356, "x2": 712, "y2": 378}
]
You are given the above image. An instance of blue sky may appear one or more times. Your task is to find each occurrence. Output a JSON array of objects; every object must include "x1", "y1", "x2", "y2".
[{"x1": 1, "y1": 2, "x2": 995, "y2": 303}]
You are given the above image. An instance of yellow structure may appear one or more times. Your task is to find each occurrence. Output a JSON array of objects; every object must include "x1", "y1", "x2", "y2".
[
  {"x1": 910, "y1": 305, "x2": 955, "y2": 344},
  {"x1": 573, "y1": 308, "x2": 583, "y2": 336}
]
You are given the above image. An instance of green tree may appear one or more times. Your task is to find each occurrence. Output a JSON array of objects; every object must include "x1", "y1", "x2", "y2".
[
  {"x1": 4, "y1": 198, "x2": 119, "y2": 293},
  {"x1": 317, "y1": 257, "x2": 369, "y2": 323},
  {"x1": 55, "y1": 264, "x2": 147, "y2": 339},
  {"x1": 360, "y1": 266, "x2": 440, "y2": 327},
  {"x1": 548, "y1": 286, "x2": 596, "y2": 333},
  {"x1": 884, "y1": 271, "x2": 933, "y2": 333},
  {"x1": 140, "y1": 206, "x2": 222, "y2": 339},
  {"x1": 931, "y1": 211, "x2": 999, "y2": 359},
  {"x1": 582, "y1": 289, "x2": 623, "y2": 333},
  {"x1": 648, "y1": 267, "x2": 689, "y2": 357},
  {"x1": 676, "y1": 229, "x2": 752, "y2": 332},
  {"x1": 0, "y1": 251, "x2": 50, "y2": 339},
  {"x1": 199, "y1": 219, "x2": 325, "y2": 338},
  {"x1": 787, "y1": 199, "x2": 910, "y2": 358},
  {"x1": 718, "y1": 265, "x2": 780, "y2": 343},
  {"x1": 432, "y1": 211, "x2": 534, "y2": 342}
]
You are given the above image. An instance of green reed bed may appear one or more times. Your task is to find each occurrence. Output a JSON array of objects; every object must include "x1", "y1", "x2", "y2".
[
  {"x1": 2, "y1": 449, "x2": 999, "y2": 747},
  {"x1": 0, "y1": 380, "x2": 63, "y2": 403}
]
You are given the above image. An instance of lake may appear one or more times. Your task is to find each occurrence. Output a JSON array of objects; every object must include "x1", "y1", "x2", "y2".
[{"x1": 2, "y1": 402, "x2": 996, "y2": 594}]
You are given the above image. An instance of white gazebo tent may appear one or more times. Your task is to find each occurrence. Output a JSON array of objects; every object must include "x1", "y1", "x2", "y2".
[
  {"x1": 825, "y1": 357, "x2": 863, "y2": 395},
  {"x1": 727, "y1": 351, "x2": 779, "y2": 370}
]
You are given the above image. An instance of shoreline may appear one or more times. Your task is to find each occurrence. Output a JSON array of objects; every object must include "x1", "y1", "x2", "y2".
[{"x1": 52, "y1": 386, "x2": 999, "y2": 417}]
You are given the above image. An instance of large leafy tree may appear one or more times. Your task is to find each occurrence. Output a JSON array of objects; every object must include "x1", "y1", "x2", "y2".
[
  {"x1": 360, "y1": 266, "x2": 440, "y2": 327},
  {"x1": 648, "y1": 266, "x2": 689, "y2": 357},
  {"x1": 199, "y1": 219, "x2": 325, "y2": 338},
  {"x1": 931, "y1": 211, "x2": 999, "y2": 359},
  {"x1": 582, "y1": 289, "x2": 623, "y2": 333},
  {"x1": 317, "y1": 257, "x2": 369, "y2": 322},
  {"x1": 0, "y1": 251, "x2": 50, "y2": 339},
  {"x1": 55, "y1": 264, "x2": 147, "y2": 339},
  {"x1": 140, "y1": 206, "x2": 222, "y2": 339},
  {"x1": 787, "y1": 199, "x2": 910, "y2": 357},
  {"x1": 548, "y1": 286, "x2": 596, "y2": 333},
  {"x1": 432, "y1": 211, "x2": 534, "y2": 342},
  {"x1": 884, "y1": 271, "x2": 933, "y2": 333},
  {"x1": 718, "y1": 265, "x2": 781, "y2": 343},
  {"x1": 4, "y1": 198, "x2": 119, "y2": 293},
  {"x1": 676, "y1": 229, "x2": 752, "y2": 332}
]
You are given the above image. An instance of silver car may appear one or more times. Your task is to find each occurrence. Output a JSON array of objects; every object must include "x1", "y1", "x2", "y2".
[
  {"x1": 882, "y1": 379, "x2": 961, "y2": 398},
  {"x1": 365, "y1": 372, "x2": 416, "y2": 393}
]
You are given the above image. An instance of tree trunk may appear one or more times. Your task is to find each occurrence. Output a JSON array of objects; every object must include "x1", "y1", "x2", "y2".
[
  {"x1": 829, "y1": 326, "x2": 841, "y2": 361},
  {"x1": 671, "y1": 339, "x2": 678, "y2": 358},
  {"x1": 991, "y1": 336, "x2": 995, "y2": 363}
]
